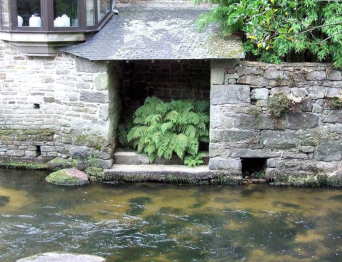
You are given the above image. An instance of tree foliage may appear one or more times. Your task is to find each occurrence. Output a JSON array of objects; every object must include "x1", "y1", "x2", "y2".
[
  {"x1": 127, "y1": 97, "x2": 210, "y2": 166},
  {"x1": 194, "y1": 0, "x2": 342, "y2": 67}
]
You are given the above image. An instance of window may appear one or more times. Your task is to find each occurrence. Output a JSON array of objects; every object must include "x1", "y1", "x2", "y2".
[
  {"x1": 53, "y1": 0, "x2": 79, "y2": 27},
  {"x1": 98, "y1": 0, "x2": 111, "y2": 22},
  {"x1": 17, "y1": 0, "x2": 41, "y2": 27},
  {"x1": 0, "y1": 0, "x2": 9, "y2": 28},
  {"x1": 86, "y1": 0, "x2": 95, "y2": 26}
]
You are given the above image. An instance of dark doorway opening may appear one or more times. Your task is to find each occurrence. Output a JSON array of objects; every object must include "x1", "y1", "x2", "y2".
[
  {"x1": 35, "y1": 145, "x2": 41, "y2": 157},
  {"x1": 241, "y1": 158, "x2": 267, "y2": 178}
]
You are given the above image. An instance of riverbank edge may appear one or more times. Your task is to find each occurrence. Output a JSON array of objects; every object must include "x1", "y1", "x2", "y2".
[{"x1": 1, "y1": 158, "x2": 342, "y2": 187}]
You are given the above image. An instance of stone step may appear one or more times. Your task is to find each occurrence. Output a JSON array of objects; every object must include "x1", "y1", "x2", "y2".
[
  {"x1": 114, "y1": 150, "x2": 209, "y2": 165},
  {"x1": 103, "y1": 164, "x2": 242, "y2": 185}
]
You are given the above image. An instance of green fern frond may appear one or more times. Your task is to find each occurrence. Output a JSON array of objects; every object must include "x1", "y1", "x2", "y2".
[
  {"x1": 125, "y1": 96, "x2": 209, "y2": 165},
  {"x1": 161, "y1": 122, "x2": 173, "y2": 133}
]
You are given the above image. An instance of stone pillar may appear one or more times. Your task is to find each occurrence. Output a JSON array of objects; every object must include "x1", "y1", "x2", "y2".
[{"x1": 209, "y1": 59, "x2": 245, "y2": 173}]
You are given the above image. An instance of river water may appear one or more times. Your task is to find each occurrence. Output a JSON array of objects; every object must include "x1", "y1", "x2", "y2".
[{"x1": 0, "y1": 169, "x2": 342, "y2": 261}]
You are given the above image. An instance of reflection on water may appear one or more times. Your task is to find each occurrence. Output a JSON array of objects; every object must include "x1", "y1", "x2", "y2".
[{"x1": 1, "y1": 169, "x2": 342, "y2": 261}]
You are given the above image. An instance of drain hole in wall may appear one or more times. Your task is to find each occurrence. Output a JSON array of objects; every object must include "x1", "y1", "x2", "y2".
[
  {"x1": 35, "y1": 146, "x2": 41, "y2": 157},
  {"x1": 241, "y1": 158, "x2": 267, "y2": 179},
  {"x1": 33, "y1": 104, "x2": 40, "y2": 109}
]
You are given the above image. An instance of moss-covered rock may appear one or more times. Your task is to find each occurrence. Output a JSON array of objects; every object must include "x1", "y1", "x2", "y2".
[
  {"x1": 327, "y1": 169, "x2": 342, "y2": 187},
  {"x1": 47, "y1": 157, "x2": 76, "y2": 170},
  {"x1": 46, "y1": 169, "x2": 89, "y2": 186},
  {"x1": 85, "y1": 167, "x2": 104, "y2": 181}
]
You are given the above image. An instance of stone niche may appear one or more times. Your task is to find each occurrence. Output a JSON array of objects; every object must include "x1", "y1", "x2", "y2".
[
  {"x1": 209, "y1": 60, "x2": 342, "y2": 181},
  {"x1": 120, "y1": 60, "x2": 210, "y2": 110}
]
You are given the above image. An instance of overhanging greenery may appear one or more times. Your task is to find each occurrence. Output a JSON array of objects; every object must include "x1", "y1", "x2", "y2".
[{"x1": 194, "y1": 0, "x2": 342, "y2": 67}]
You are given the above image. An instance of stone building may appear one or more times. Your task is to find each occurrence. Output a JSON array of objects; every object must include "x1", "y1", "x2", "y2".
[{"x1": 1, "y1": 0, "x2": 342, "y2": 185}]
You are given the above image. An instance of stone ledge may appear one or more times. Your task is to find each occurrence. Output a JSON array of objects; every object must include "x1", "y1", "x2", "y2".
[{"x1": 103, "y1": 165, "x2": 242, "y2": 185}]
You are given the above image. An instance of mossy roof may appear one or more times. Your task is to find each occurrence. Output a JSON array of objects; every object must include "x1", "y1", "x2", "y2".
[{"x1": 61, "y1": 6, "x2": 244, "y2": 61}]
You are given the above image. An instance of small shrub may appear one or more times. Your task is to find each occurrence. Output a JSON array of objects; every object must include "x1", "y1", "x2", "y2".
[
  {"x1": 127, "y1": 96, "x2": 209, "y2": 166},
  {"x1": 327, "y1": 97, "x2": 342, "y2": 110},
  {"x1": 267, "y1": 92, "x2": 300, "y2": 119},
  {"x1": 184, "y1": 153, "x2": 205, "y2": 168}
]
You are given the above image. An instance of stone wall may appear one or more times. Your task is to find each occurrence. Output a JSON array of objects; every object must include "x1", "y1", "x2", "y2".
[
  {"x1": 121, "y1": 60, "x2": 210, "y2": 110},
  {"x1": 0, "y1": 41, "x2": 118, "y2": 168},
  {"x1": 210, "y1": 60, "x2": 342, "y2": 181}
]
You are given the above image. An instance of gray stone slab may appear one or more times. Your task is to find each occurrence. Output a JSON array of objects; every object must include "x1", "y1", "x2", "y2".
[
  {"x1": 103, "y1": 164, "x2": 241, "y2": 184},
  {"x1": 211, "y1": 85, "x2": 250, "y2": 105},
  {"x1": 208, "y1": 157, "x2": 241, "y2": 170},
  {"x1": 323, "y1": 110, "x2": 342, "y2": 124},
  {"x1": 210, "y1": 130, "x2": 259, "y2": 143},
  {"x1": 61, "y1": 6, "x2": 244, "y2": 61},
  {"x1": 287, "y1": 112, "x2": 319, "y2": 130},
  {"x1": 261, "y1": 131, "x2": 297, "y2": 149},
  {"x1": 314, "y1": 139, "x2": 342, "y2": 162}
]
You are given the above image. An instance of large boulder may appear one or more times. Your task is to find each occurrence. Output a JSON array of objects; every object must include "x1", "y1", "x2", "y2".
[
  {"x1": 17, "y1": 252, "x2": 105, "y2": 262},
  {"x1": 46, "y1": 169, "x2": 89, "y2": 186}
]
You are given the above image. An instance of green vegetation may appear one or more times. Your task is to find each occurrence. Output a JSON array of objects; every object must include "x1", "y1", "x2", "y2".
[
  {"x1": 127, "y1": 97, "x2": 210, "y2": 166},
  {"x1": 117, "y1": 110, "x2": 135, "y2": 148},
  {"x1": 184, "y1": 153, "x2": 205, "y2": 167},
  {"x1": 327, "y1": 97, "x2": 342, "y2": 109},
  {"x1": 45, "y1": 169, "x2": 88, "y2": 186},
  {"x1": 0, "y1": 159, "x2": 49, "y2": 170},
  {"x1": 85, "y1": 167, "x2": 104, "y2": 181},
  {"x1": 267, "y1": 92, "x2": 298, "y2": 119},
  {"x1": 194, "y1": 0, "x2": 342, "y2": 67}
]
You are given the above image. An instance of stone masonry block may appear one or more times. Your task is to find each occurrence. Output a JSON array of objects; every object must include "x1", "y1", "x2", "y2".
[
  {"x1": 261, "y1": 131, "x2": 296, "y2": 149},
  {"x1": 306, "y1": 71, "x2": 326, "y2": 81},
  {"x1": 75, "y1": 57, "x2": 107, "y2": 73},
  {"x1": 327, "y1": 70, "x2": 342, "y2": 81},
  {"x1": 237, "y1": 75, "x2": 268, "y2": 87},
  {"x1": 209, "y1": 157, "x2": 242, "y2": 171},
  {"x1": 251, "y1": 88, "x2": 268, "y2": 100},
  {"x1": 210, "y1": 106, "x2": 222, "y2": 128},
  {"x1": 287, "y1": 113, "x2": 320, "y2": 130},
  {"x1": 314, "y1": 139, "x2": 342, "y2": 162},
  {"x1": 323, "y1": 110, "x2": 342, "y2": 124},
  {"x1": 80, "y1": 91, "x2": 108, "y2": 103},
  {"x1": 95, "y1": 74, "x2": 109, "y2": 91},
  {"x1": 211, "y1": 85, "x2": 250, "y2": 105},
  {"x1": 210, "y1": 129, "x2": 259, "y2": 143},
  {"x1": 230, "y1": 149, "x2": 281, "y2": 158},
  {"x1": 211, "y1": 67, "x2": 224, "y2": 85}
]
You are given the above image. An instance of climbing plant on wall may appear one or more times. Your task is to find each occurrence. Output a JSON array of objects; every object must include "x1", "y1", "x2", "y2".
[
  {"x1": 127, "y1": 97, "x2": 210, "y2": 166},
  {"x1": 194, "y1": 0, "x2": 342, "y2": 67}
]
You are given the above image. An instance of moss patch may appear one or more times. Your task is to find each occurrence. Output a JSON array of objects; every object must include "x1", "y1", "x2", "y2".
[
  {"x1": 46, "y1": 170, "x2": 89, "y2": 186},
  {"x1": 85, "y1": 167, "x2": 104, "y2": 181},
  {"x1": 0, "y1": 160, "x2": 49, "y2": 170},
  {"x1": 47, "y1": 157, "x2": 76, "y2": 170},
  {"x1": 74, "y1": 134, "x2": 108, "y2": 150},
  {"x1": 0, "y1": 129, "x2": 55, "y2": 142}
]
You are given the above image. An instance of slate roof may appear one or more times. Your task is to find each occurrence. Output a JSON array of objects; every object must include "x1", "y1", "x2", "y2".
[{"x1": 61, "y1": 6, "x2": 245, "y2": 61}]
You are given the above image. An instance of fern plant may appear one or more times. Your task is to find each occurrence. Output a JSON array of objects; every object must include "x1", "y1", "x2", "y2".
[
  {"x1": 127, "y1": 97, "x2": 209, "y2": 166},
  {"x1": 184, "y1": 153, "x2": 205, "y2": 167}
]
